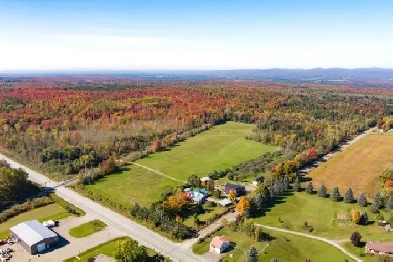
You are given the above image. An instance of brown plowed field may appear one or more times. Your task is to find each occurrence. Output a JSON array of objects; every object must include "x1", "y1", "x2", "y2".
[{"x1": 308, "y1": 134, "x2": 393, "y2": 196}]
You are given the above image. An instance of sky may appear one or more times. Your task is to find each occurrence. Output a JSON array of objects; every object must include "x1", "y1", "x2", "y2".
[{"x1": 0, "y1": 0, "x2": 393, "y2": 70}]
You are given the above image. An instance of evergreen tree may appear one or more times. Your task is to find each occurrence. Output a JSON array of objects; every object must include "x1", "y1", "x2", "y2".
[
  {"x1": 254, "y1": 194, "x2": 263, "y2": 208},
  {"x1": 305, "y1": 182, "x2": 313, "y2": 194},
  {"x1": 283, "y1": 175, "x2": 289, "y2": 191},
  {"x1": 317, "y1": 183, "x2": 327, "y2": 198},
  {"x1": 360, "y1": 212, "x2": 368, "y2": 225},
  {"x1": 247, "y1": 246, "x2": 259, "y2": 262},
  {"x1": 293, "y1": 177, "x2": 301, "y2": 192},
  {"x1": 386, "y1": 196, "x2": 393, "y2": 211},
  {"x1": 330, "y1": 186, "x2": 340, "y2": 202},
  {"x1": 357, "y1": 192, "x2": 367, "y2": 207},
  {"x1": 370, "y1": 192, "x2": 382, "y2": 213},
  {"x1": 377, "y1": 212, "x2": 384, "y2": 221},
  {"x1": 344, "y1": 187, "x2": 354, "y2": 203}
]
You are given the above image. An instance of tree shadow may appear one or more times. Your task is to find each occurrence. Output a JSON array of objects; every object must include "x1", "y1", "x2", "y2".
[
  {"x1": 255, "y1": 192, "x2": 293, "y2": 217},
  {"x1": 223, "y1": 242, "x2": 237, "y2": 253}
]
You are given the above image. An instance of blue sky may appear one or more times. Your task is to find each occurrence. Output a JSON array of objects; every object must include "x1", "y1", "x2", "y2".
[{"x1": 0, "y1": 0, "x2": 392, "y2": 70}]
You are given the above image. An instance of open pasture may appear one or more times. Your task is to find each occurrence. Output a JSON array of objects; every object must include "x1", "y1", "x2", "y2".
[
  {"x1": 135, "y1": 121, "x2": 276, "y2": 181},
  {"x1": 307, "y1": 134, "x2": 393, "y2": 195}
]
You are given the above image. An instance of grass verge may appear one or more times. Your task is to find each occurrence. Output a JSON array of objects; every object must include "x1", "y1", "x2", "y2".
[{"x1": 69, "y1": 219, "x2": 107, "y2": 238}]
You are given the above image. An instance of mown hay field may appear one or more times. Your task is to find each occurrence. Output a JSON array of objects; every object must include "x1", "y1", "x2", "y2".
[{"x1": 308, "y1": 134, "x2": 393, "y2": 196}]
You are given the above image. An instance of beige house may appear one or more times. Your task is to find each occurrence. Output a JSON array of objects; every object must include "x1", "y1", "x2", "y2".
[
  {"x1": 210, "y1": 236, "x2": 230, "y2": 254},
  {"x1": 365, "y1": 241, "x2": 393, "y2": 254}
]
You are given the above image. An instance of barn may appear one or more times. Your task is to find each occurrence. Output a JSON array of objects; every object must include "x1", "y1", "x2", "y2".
[{"x1": 10, "y1": 220, "x2": 59, "y2": 254}]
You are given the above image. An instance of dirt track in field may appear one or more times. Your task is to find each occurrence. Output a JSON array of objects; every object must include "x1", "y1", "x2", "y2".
[{"x1": 308, "y1": 134, "x2": 393, "y2": 196}]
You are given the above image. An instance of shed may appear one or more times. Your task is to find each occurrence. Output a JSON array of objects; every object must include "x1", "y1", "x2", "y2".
[
  {"x1": 252, "y1": 176, "x2": 265, "y2": 186},
  {"x1": 10, "y1": 220, "x2": 59, "y2": 254},
  {"x1": 200, "y1": 177, "x2": 210, "y2": 182},
  {"x1": 218, "y1": 198, "x2": 232, "y2": 207}
]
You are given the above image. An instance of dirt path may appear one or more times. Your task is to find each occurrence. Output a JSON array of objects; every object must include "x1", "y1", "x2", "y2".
[
  {"x1": 256, "y1": 224, "x2": 361, "y2": 262},
  {"x1": 299, "y1": 127, "x2": 376, "y2": 175},
  {"x1": 126, "y1": 161, "x2": 186, "y2": 183}
]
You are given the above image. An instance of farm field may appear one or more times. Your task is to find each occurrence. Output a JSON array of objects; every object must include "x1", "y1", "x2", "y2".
[
  {"x1": 0, "y1": 203, "x2": 71, "y2": 238},
  {"x1": 192, "y1": 227, "x2": 354, "y2": 261},
  {"x1": 134, "y1": 121, "x2": 276, "y2": 180},
  {"x1": 64, "y1": 237, "x2": 171, "y2": 262},
  {"x1": 307, "y1": 134, "x2": 393, "y2": 195},
  {"x1": 253, "y1": 192, "x2": 393, "y2": 241},
  {"x1": 86, "y1": 165, "x2": 182, "y2": 207}
]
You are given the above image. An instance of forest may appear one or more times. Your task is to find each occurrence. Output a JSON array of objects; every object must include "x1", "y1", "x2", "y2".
[{"x1": 0, "y1": 78, "x2": 392, "y2": 179}]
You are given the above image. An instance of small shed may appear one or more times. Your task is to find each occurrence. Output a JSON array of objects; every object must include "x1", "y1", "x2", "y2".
[
  {"x1": 252, "y1": 176, "x2": 265, "y2": 186},
  {"x1": 200, "y1": 177, "x2": 210, "y2": 182},
  {"x1": 10, "y1": 220, "x2": 59, "y2": 254},
  {"x1": 218, "y1": 198, "x2": 232, "y2": 207}
]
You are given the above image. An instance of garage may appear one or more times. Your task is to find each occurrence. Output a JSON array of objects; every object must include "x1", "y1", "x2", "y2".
[{"x1": 10, "y1": 220, "x2": 59, "y2": 254}]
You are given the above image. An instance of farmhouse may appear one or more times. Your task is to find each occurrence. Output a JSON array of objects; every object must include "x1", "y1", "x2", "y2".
[
  {"x1": 252, "y1": 176, "x2": 265, "y2": 186},
  {"x1": 187, "y1": 188, "x2": 208, "y2": 203},
  {"x1": 10, "y1": 220, "x2": 59, "y2": 254},
  {"x1": 365, "y1": 241, "x2": 393, "y2": 254},
  {"x1": 200, "y1": 177, "x2": 210, "y2": 182},
  {"x1": 224, "y1": 183, "x2": 246, "y2": 196},
  {"x1": 210, "y1": 235, "x2": 230, "y2": 254}
]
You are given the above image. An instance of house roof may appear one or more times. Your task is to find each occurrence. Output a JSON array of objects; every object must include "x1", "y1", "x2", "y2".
[
  {"x1": 200, "y1": 177, "x2": 210, "y2": 182},
  {"x1": 10, "y1": 220, "x2": 57, "y2": 246},
  {"x1": 337, "y1": 212, "x2": 347, "y2": 220},
  {"x1": 193, "y1": 188, "x2": 208, "y2": 196},
  {"x1": 218, "y1": 198, "x2": 232, "y2": 206},
  {"x1": 366, "y1": 241, "x2": 393, "y2": 253},
  {"x1": 210, "y1": 236, "x2": 230, "y2": 248},
  {"x1": 225, "y1": 183, "x2": 245, "y2": 190},
  {"x1": 253, "y1": 176, "x2": 265, "y2": 182}
]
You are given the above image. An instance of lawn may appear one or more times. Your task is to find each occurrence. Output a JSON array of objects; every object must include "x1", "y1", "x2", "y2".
[
  {"x1": 135, "y1": 121, "x2": 276, "y2": 181},
  {"x1": 192, "y1": 227, "x2": 354, "y2": 261},
  {"x1": 86, "y1": 165, "x2": 182, "y2": 207},
  {"x1": 0, "y1": 203, "x2": 71, "y2": 239},
  {"x1": 308, "y1": 134, "x2": 393, "y2": 195},
  {"x1": 69, "y1": 219, "x2": 107, "y2": 238},
  {"x1": 64, "y1": 237, "x2": 171, "y2": 262},
  {"x1": 253, "y1": 192, "x2": 393, "y2": 241},
  {"x1": 183, "y1": 203, "x2": 228, "y2": 227}
]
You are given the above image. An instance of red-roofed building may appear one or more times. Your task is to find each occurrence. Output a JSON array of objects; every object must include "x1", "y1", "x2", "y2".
[{"x1": 210, "y1": 235, "x2": 230, "y2": 253}]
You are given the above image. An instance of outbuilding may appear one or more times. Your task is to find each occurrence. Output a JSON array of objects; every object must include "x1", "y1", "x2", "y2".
[{"x1": 10, "y1": 220, "x2": 59, "y2": 254}]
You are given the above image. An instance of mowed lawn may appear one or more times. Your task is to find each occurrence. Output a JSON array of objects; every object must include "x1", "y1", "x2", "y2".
[
  {"x1": 135, "y1": 122, "x2": 276, "y2": 180},
  {"x1": 87, "y1": 165, "x2": 182, "y2": 207},
  {"x1": 308, "y1": 134, "x2": 393, "y2": 195},
  {"x1": 0, "y1": 203, "x2": 70, "y2": 238},
  {"x1": 193, "y1": 228, "x2": 354, "y2": 261},
  {"x1": 254, "y1": 192, "x2": 393, "y2": 241}
]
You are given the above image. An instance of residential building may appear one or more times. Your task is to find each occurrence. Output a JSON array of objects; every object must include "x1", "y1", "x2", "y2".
[
  {"x1": 365, "y1": 241, "x2": 393, "y2": 254},
  {"x1": 224, "y1": 183, "x2": 246, "y2": 196},
  {"x1": 210, "y1": 236, "x2": 230, "y2": 253}
]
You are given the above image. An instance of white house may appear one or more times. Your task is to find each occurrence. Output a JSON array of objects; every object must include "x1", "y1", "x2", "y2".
[
  {"x1": 210, "y1": 236, "x2": 230, "y2": 253},
  {"x1": 200, "y1": 177, "x2": 210, "y2": 183}
]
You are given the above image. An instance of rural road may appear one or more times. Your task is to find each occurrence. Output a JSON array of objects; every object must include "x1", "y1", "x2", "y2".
[
  {"x1": 256, "y1": 224, "x2": 361, "y2": 262},
  {"x1": 299, "y1": 127, "x2": 376, "y2": 175},
  {"x1": 0, "y1": 153, "x2": 203, "y2": 262}
]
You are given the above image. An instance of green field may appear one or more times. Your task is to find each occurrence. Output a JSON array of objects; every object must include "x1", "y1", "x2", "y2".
[
  {"x1": 184, "y1": 203, "x2": 228, "y2": 227},
  {"x1": 192, "y1": 227, "x2": 354, "y2": 261},
  {"x1": 253, "y1": 192, "x2": 393, "y2": 241},
  {"x1": 87, "y1": 165, "x2": 182, "y2": 207},
  {"x1": 64, "y1": 237, "x2": 171, "y2": 262},
  {"x1": 69, "y1": 220, "x2": 107, "y2": 238},
  {"x1": 88, "y1": 122, "x2": 275, "y2": 206},
  {"x1": 135, "y1": 121, "x2": 276, "y2": 180},
  {"x1": 0, "y1": 203, "x2": 71, "y2": 238}
]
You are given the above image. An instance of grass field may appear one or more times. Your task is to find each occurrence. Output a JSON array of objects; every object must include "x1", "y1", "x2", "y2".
[
  {"x1": 86, "y1": 165, "x2": 182, "y2": 207},
  {"x1": 64, "y1": 237, "x2": 171, "y2": 262},
  {"x1": 134, "y1": 121, "x2": 276, "y2": 180},
  {"x1": 0, "y1": 203, "x2": 70, "y2": 238},
  {"x1": 69, "y1": 219, "x2": 107, "y2": 238},
  {"x1": 192, "y1": 227, "x2": 354, "y2": 261},
  {"x1": 254, "y1": 192, "x2": 393, "y2": 241},
  {"x1": 183, "y1": 203, "x2": 228, "y2": 227},
  {"x1": 308, "y1": 134, "x2": 393, "y2": 195},
  {"x1": 88, "y1": 122, "x2": 275, "y2": 206}
]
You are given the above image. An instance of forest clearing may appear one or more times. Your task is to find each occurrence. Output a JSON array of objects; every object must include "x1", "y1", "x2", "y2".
[{"x1": 308, "y1": 134, "x2": 393, "y2": 195}]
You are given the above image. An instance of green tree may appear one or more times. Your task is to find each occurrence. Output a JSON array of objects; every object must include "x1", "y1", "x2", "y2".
[
  {"x1": 357, "y1": 192, "x2": 367, "y2": 207},
  {"x1": 205, "y1": 179, "x2": 215, "y2": 192},
  {"x1": 293, "y1": 177, "x2": 301, "y2": 192},
  {"x1": 256, "y1": 183, "x2": 269, "y2": 199},
  {"x1": 386, "y1": 196, "x2": 393, "y2": 211},
  {"x1": 317, "y1": 183, "x2": 327, "y2": 198},
  {"x1": 283, "y1": 175, "x2": 289, "y2": 191},
  {"x1": 370, "y1": 192, "x2": 382, "y2": 213},
  {"x1": 360, "y1": 212, "x2": 368, "y2": 225},
  {"x1": 330, "y1": 186, "x2": 340, "y2": 202},
  {"x1": 247, "y1": 246, "x2": 259, "y2": 262},
  {"x1": 344, "y1": 187, "x2": 354, "y2": 203},
  {"x1": 187, "y1": 174, "x2": 201, "y2": 188},
  {"x1": 305, "y1": 182, "x2": 313, "y2": 194},
  {"x1": 255, "y1": 227, "x2": 263, "y2": 242},
  {"x1": 114, "y1": 238, "x2": 148, "y2": 261}
]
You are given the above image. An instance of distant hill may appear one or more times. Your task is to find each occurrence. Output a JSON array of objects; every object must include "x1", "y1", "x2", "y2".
[{"x1": 1, "y1": 68, "x2": 393, "y2": 87}]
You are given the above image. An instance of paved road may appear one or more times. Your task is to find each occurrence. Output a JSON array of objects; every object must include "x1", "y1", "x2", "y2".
[
  {"x1": 0, "y1": 153, "x2": 203, "y2": 262},
  {"x1": 256, "y1": 224, "x2": 361, "y2": 262}
]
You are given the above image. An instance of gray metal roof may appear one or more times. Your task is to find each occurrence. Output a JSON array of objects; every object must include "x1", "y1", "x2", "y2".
[{"x1": 10, "y1": 220, "x2": 57, "y2": 246}]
